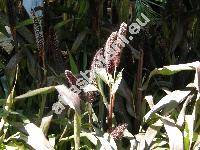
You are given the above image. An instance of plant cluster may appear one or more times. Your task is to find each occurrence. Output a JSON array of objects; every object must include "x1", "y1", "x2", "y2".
[{"x1": 0, "y1": 0, "x2": 200, "y2": 149}]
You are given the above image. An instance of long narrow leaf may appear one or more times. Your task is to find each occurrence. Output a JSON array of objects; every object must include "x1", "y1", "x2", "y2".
[
  {"x1": 162, "y1": 117, "x2": 184, "y2": 150},
  {"x1": 15, "y1": 86, "x2": 56, "y2": 100},
  {"x1": 144, "y1": 90, "x2": 191, "y2": 121},
  {"x1": 143, "y1": 61, "x2": 200, "y2": 90}
]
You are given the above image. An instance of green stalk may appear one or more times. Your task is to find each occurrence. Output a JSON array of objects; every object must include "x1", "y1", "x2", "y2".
[
  {"x1": 108, "y1": 92, "x2": 115, "y2": 131},
  {"x1": 74, "y1": 112, "x2": 81, "y2": 150},
  {"x1": 0, "y1": 91, "x2": 13, "y2": 133},
  {"x1": 0, "y1": 66, "x2": 18, "y2": 137},
  {"x1": 97, "y1": 77, "x2": 108, "y2": 130},
  {"x1": 38, "y1": 94, "x2": 47, "y2": 124},
  {"x1": 88, "y1": 103, "x2": 93, "y2": 131},
  {"x1": 98, "y1": 96, "x2": 104, "y2": 130}
]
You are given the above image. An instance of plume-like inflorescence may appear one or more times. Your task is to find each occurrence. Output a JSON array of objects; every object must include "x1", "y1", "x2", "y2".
[
  {"x1": 89, "y1": 48, "x2": 105, "y2": 84},
  {"x1": 114, "y1": 23, "x2": 127, "y2": 65},
  {"x1": 89, "y1": 22, "x2": 127, "y2": 82},
  {"x1": 77, "y1": 23, "x2": 127, "y2": 103},
  {"x1": 110, "y1": 123, "x2": 128, "y2": 140},
  {"x1": 31, "y1": 9, "x2": 45, "y2": 64},
  {"x1": 104, "y1": 32, "x2": 118, "y2": 73},
  {"x1": 104, "y1": 23, "x2": 127, "y2": 74}
]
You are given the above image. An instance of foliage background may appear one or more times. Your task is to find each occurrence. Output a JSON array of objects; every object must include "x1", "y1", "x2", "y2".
[{"x1": 0, "y1": 0, "x2": 200, "y2": 149}]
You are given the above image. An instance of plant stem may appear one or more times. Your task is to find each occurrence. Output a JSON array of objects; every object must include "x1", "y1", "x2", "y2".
[
  {"x1": 38, "y1": 94, "x2": 47, "y2": 124},
  {"x1": 59, "y1": 124, "x2": 68, "y2": 141},
  {"x1": 74, "y1": 112, "x2": 81, "y2": 150},
  {"x1": 136, "y1": 49, "x2": 144, "y2": 121},
  {"x1": 98, "y1": 95, "x2": 106, "y2": 130},
  {"x1": 88, "y1": 103, "x2": 93, "y2": 131},
  {"x1": 0, "y1": 66, "x2": 18, "y2": 134},
  {"x1": 108, "y1": 93, "x2": 115, "y2": 131}
]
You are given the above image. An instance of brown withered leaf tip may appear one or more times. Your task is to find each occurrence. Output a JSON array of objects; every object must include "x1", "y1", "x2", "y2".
[
  {"x1": 110, "y1": 123, "x2": 128, "y2": 140},
  {"x1": 65, "y1": 70, "x2": 78, "y2": 86},
  {"x1": 65, "y1": 70, "x2": 96, "y2": 103}
]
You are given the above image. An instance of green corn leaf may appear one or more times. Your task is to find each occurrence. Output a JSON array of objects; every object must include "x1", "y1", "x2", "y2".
[
  {"x1": 162, "y1": 117, "x2": 184, "y2": 150},
  {"x1": 71, "y1": 31, "x2": 87, "y2": 53},
  {"x1": 143, "y1": 61, "x2": 200, "y2": 90},
  {"x1": 16, "y1": 19, "x2": 33, "y2": 29},
  {"x1": 0, "y1": 22, "x2": 8, "y2": 36},
  {"x1": 139, "y1": 119, "x2": 163, "y2": 149},
  {"x1": 184, "y1": 115, "x2": 194, "y2": 150},
  {"x1": 15, "y1": 86, "x2": 56, "y2": 100},
  {"x1": 68, "y1": 52, "x2": 79, "y2": 74},
  {"x1": 95, "y1": 68, "x2": 114, "y2": 86},
  {"x1": 111, "y1": 69, "x2": 123, "y2": 95},
  {"x1": 144, "y1": 90, "x2": 191, "y2": 121}
]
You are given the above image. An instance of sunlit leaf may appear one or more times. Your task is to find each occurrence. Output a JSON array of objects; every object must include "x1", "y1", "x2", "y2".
[
  {"x1": 15, "y1": 86, "x2": 56, "y2": 100},
  {"x1": 96, "y1": 133, "x2": 117, "y2": 150},
  {"x1": 184, "y1": 115, "x2": 194, "y2": 150},
  {"x1": 40, "y1": 115, "x2": 53, "y2": 136},
  {"x1": 48, "y1": 135, "x2": 55, "y2": 148},
  {"x1": 193, "y1": 134, "x2": 200, "y2": 150},
  {"x1": 55, "y1": 84, "x2": 80, "y2": 113},
  {"x1": 162, "y1": 117, "x2": 183, "y2": 150},
  {"x1": 194, "y1": 65, "x2": 200, "y2": 92},
  {"x1": 111, "y1": 70, "x2": 123, "y2": 94},
  {"x1": 139, "y1": 119, "x2": 163, "y2": 149},
  {"x1": 144, "y1": 90, "x2": 191, "y2": 121},
  {"x1": 95, "y1": 68, "x2": 114, "y2": 86},
  {"x1": 24, "y1": 123, "x2": 54, "y2": 150},
  {"x1": 60, "y1": 132, "x2": 97, "y2": 145},
  {"x1": 81, "y1": 132, "x2": 98, "y2": 146},
  {"x1": 177, "y1": 94, "x2": 195, "y2": 127},
  {"x1": 83, "y1": 84, "x2": 99, "y2": 92},
  {"x1": 145, "y1": 95, "x2": 154, "y2": 109},
  {"x1": 143, "y1": 61, "x2": 200, "y2": 90}
]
